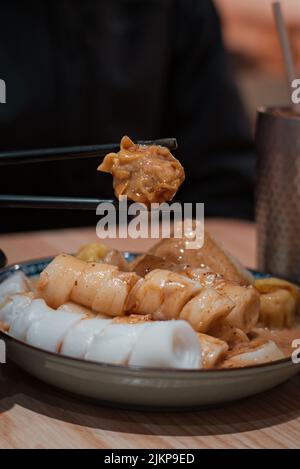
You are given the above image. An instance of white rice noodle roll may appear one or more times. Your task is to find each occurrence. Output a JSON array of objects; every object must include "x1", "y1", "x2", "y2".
[
  {"x1": 9, "y1": 299, "x2": 53, "y2": 341},
  {"x1": 58, "y1": 302, "x2": 109, "y2": 317},
  {"x1": 26, "y1": 310, "x2": 85, "y2": 352},
  {"x1": 85, "y1": 323, "x2": 146, "y2": 364},
  {"x1": 0, "y1": 294, "x2": 33, "y2": 329},
  {"x1": 129, "y1": 320, "x2": 202, "y2": 369},
  {"x1": 61, "y1": 317, "x2": 111, "y2": 358},
  {"x1": 0, "y1": 272, "x2": 31, "y2": 306}
]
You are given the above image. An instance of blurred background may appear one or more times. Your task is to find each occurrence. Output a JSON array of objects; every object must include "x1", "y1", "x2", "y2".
[
  {"x1": 0, "y1": 0, "x2": 299, "y2": 232},
  {"x1": 215, "y1": 0, "x2": 300, "y2": 125}
]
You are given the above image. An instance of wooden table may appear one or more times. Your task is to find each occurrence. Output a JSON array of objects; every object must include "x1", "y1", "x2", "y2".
[{"x1": 0, "y1": 219, "x2": 300, "y2": 449}]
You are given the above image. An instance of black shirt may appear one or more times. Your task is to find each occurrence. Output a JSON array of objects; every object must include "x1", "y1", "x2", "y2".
[{"x1": 0, "y1": 0, "x2": 255, "y2": 232}]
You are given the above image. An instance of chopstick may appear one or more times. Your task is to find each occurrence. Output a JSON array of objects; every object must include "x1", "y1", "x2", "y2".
[
  {"x1": 0, "y1": 195, "x2": 181, "y2": 212},
  {"x1": 0, "y1": 195, "x2": 114, "y2": 210},
  {"x1": 0, "y1": 138, "x2": 178, "y2": 166}
]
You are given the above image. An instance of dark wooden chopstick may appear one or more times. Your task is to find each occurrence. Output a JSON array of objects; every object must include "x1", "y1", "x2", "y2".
[
  {"x1": 0, "y1": 195, "x2": 114, "y2": 210},
  {"x1": 0, "y1": 138, "x2": 178, "y2": 166},
  {"x1": 0, "y1": 195, "x2": 181, "y2": 212}
]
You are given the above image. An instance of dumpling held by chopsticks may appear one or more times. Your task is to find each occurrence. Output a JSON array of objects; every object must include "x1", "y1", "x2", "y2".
[{"x1": 98, "y1": 136, "x2": 185, "y2": 206}]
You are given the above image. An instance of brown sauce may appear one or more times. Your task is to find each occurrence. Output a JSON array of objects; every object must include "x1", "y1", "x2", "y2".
[
  {"x1": 250, "y1": 324, "x2": 300, "y2": 357},
  {"x1": 218, "y1": 323, "x2": 300, "y2": 368}
]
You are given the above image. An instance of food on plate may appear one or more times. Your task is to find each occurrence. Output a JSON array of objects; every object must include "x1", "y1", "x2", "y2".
[
  {"x1": 214, "y1": 283, "x2": 260, "y2": 333},
  {"x1": 208, "y1": 323, "x2": 249, "y2": 348},
  {"x1": 125, "y1": 269, "x2": 202, "y2": 320},
  {"x1": 85, "y1": 322, "x2": 148, "y2": 365},
  {"x1": 101, "y1": 249, "x2": 130, "y2": 271},
  {"x1": 61, "y1": 317, "x2": 112, "y2": 358},
  {"x1": 98, "y1": 136, "x2": 185, "y2": 205},
  {"x1": 221, "y1": 339, "x2": 285, "y2": 368},
  {"x1": 197, "y1": 333, "x2": 228, "y2": 368},
  {"x1": 176, "y1": 266, "x2": 258, "y2": 332},
  {"x1": 0, "y1": 271, "x2": 31, "y2": 305},
  {"x1": 255, "y1": 277, "x2": 300, "y2": 328},
  {"x1": 26, "y1": 308, "x2": 86, "y2": 353},
  {"x1": 112, "y1": 314, "x2": 152, "y2": 324},
  {"x1": 0, "y1": 293, "x2": 33, "y2": 331},
  {"x1": 1, "y1": 224, "x2": 299, "y2": 369},
  {"x1": 180, "y1": 288, "x2": 234, "y2": 333},
  {"x1": 76, "y1": 242, "x2": 109, "y2": 262},
  {"x1": 37, "y1": 254, "x2": 86, "y2": 309},
  {"x1": 76, "y1": 243, "x2": 130, "y2": 271},
  {"x1": 133, "y1": 229, "x2": 254, "y2": 285},
  {"x1": 0, "y1": 277, "x2": 200, "y2": 368},
  {"x1": 37, "y1": 254, "x2": 139, "y2": 316},
  {"x1": 128, "y1": 321, "x2": 201, "y2": 369},
  {"x1": 1, "y1": 131, "x2": 298, "y2": 371},
  {"x1": 129, "y1": 254, "x2": 177, "y2": 277},
  {"x1": 9, "y1": 298, "x2": 53, "y2": 341}
]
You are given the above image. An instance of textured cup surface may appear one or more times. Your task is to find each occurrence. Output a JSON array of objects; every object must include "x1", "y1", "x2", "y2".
[{"x1": 256, "y1": 107, "x2": 300, "y2": 280}]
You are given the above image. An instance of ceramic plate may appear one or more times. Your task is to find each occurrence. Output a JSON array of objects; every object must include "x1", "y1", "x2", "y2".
[{"x1": 1, "y1": 256, "x2": 299, "y2": 410}]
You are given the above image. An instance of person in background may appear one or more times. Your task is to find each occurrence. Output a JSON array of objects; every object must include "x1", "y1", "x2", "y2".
[
  {"x1": 215, "y1": 0, "x2": 300, "y2": 124},
  {"x1": 0, "y1": 0, "x2": 254, "y2": 232}
]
